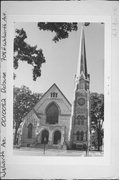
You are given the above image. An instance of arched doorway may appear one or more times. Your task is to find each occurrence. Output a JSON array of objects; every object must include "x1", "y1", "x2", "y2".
[
  {"x1": 53, "y1": 130, "x2": 61, "y2": 144},
  {"x1": 41, "y1": 129, "x2": 49, "y2": 144}
]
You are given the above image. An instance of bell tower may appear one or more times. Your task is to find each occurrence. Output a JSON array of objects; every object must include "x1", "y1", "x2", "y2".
[{"x1": 69, "y1": 24, "x2": 90, "y2": 150}]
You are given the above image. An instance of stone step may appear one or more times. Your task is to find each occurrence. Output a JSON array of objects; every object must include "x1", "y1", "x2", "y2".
[{"x1": 34, "y1": 143, "x2": 61, "y2": 149}]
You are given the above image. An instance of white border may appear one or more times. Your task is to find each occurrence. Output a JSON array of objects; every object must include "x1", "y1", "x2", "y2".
[{"x1": 6, "y1": 15, "x2": 111, "y2": 167}]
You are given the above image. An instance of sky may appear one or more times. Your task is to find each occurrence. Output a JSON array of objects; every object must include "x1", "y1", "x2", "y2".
[{"x1": 14, "y1": 22, "x2": 104, "y2": 103}]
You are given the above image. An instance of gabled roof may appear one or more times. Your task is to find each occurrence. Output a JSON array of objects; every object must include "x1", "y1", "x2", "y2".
[
  {"x1": 22, "y1": 83, "x2": 71, "y2": 121},
  {"x1": 37, "y1": 83, "x2": 71, "y2": 107}
]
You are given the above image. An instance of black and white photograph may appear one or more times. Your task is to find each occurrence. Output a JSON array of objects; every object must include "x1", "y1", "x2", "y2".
[
  {"x1": 2, "y1": 0, "x2": 119, "y2": 179},
  {"x1": 13, "y1": 22, "x2": 104, "y2": 157}
]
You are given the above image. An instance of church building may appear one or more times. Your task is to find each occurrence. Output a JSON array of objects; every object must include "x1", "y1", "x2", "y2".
[
  {"x1": 18, "y1": 25, "x2": 90, "y2": 150},
  {"x1": 19, "y1": 83, "x2": 71, "y2": 148}
]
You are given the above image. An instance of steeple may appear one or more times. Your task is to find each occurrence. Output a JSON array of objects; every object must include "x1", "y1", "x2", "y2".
[
  {"x1": 69, "y1": 23, "x2": 90, "y2": 150},
  {"x1": 76, "y1": 24, "x2": 88, "y2": 80}
]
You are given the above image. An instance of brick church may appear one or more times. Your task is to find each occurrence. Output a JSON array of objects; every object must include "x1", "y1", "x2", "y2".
[{"x1": 18, "y1": 25, "x2": 90, "y2": 150}]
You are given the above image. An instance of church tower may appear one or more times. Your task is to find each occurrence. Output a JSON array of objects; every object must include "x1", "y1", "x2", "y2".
[{"x1": 69, "y1": 24, "x2": 90, "y2": 150}]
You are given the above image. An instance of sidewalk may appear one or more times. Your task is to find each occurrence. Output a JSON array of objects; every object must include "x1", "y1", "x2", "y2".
[{"x1": 13, "y1": 147, "x2": 104, "y2": 156}]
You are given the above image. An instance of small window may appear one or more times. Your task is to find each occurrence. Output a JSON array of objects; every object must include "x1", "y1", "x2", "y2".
[
  {"x1": 76, "y1": 131, "x2": 80, "y2": 141},
  {"x1": 51, "y1": 92, "x2": 58, "y2": 98},
  {"x1": 77, "y1": 115, "x2": 85, "y2": 125},
  {"x1": 76, "y1": 131, "x2": 84, "y2": 141},
  {"x1": 80, "y1": 131, "x2": 84, "y2": 141}
]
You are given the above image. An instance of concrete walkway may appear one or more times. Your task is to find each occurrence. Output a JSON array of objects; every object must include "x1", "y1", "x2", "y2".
[{"x1": 13, "y1": 147, "x2": 103, "y2": 156}]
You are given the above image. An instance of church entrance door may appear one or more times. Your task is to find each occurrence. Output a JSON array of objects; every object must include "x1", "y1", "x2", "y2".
[
  {"x1": 53, "y1": 130, "x2": 61, "y2": 144},
  {"x1": 41, "y1": 129, "x2": 49, "y2": 144}
]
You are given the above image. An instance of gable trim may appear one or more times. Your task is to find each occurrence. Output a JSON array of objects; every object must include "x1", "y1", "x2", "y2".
[
  {"x1": 23, "y1": 83, "x2": 71, "y2": 121},
  {"x1": 35, "y1": 83, "x2": 71, "y2": 109}
]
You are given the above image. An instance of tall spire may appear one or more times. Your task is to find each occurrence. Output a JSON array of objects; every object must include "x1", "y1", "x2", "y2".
[
  {"x1": 76, "y1": 24, "x2": 87, "y2": 80},
  {"x1": 69, "y1": 23, "x2": 90, "y2": 150}
]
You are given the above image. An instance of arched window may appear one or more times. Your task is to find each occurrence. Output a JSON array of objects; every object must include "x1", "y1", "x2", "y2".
[
  {"x1": 76, "y1": 131, "x2": 80, "y2": 141},
  {"x1": 76, "y1": 131, "x2": 84, "y2": 141},
  {"x1": 27, "y1": 123, "x2": 33, "y2": 139},
  {"x1": 81, "y1": 131, "x2": 84, "y2": 141},
  {"x1": 77, "y1": 115, "x2": 85, "y2": 125},
  {"x1": 46, "y1": 102, "x2": 59, "y2": 124},
  {"x1": 53, "y1": 130, "x2": 61, "y2": 144}
]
